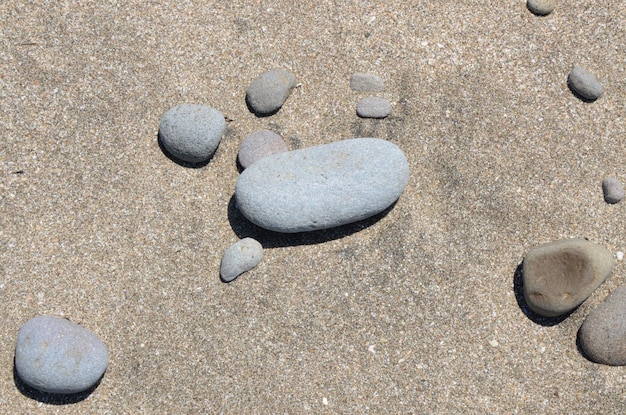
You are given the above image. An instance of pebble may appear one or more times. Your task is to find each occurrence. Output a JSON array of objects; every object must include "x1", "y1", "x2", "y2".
[
  {"x1": 235, "y1": 138, "x2": 409, "y2": 233},
  {"x1": 567, "y1": 66, "x2": 603, "y2": 101},
  {"x1": 15, "y1": 316, "x2": 109, "y2": 394},
  {"x1": 522, "y1": 238, "x2": 613, "y2": 317},
  {"x1": 356, "y1": 97, "x2": 392, "y2": 119},
  {"x1": 158, "y1": 104, "x2": 226, "y2": 164},
  {"x1": 579, "y1": 285, "x2": 626, "y2": 365},
  {"x1": 350, "y1": 73, "x2": 385, "y2": 92},
  {"x1": 602, "y1": 177, "x2": 624, "y2": 204},
  {"x1": 237, "y1": 130, "x2": 289, "y2": 169},
  {"x1": 220, "y1": 238, "x2": 263, "y2": 282},
  {"x1": 246, "y1": 68, "x2": 297, "y2": 116},
  {"x1": 527, "y1": 0, "x2": 556, "y2": 15}
]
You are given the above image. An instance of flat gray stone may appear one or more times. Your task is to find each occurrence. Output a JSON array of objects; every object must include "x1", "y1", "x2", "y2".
[
  {"x1": 579, "y1": 285, "x2": 626, "y2": 365},
  {"x1": 357, "y1": 97, "x2": 392, "y2": 119},
  {"x1": 350, "y1": 73, "x2": 385, "y2": 92},
  {"x1": 527, "y1": 0, "x2": 556, "y2": 15},
  {"x1": 158, "y1": 104, "x2": 226, "y2": 164},
  {"x1": 15, "y1": 316, "x2": 109, "y2": 394},
  {"x1": 238, "y1": 129, "x2": 288, "y2": 169},
  {"x1": 568, "y1": 66, "x2": 603, "y2": 101},
  {"x1": 220, "y1": 238, "x2": 264, "y2": 282},
  {"x1": 602, "y1": 177, "x2": 624, "y2": 204},
  {"x1": 235, "y1": 138, "x2": 409, "y2": 233},
  {"x1": 246, "y1": 68, "x2": 296, "y2": 116},
  {"x1": 523, "y1": 239, "x2": 614, "y2": 317}
]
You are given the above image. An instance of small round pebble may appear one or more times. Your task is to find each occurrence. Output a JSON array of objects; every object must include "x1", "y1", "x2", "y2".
[
  {"x1": 238, "y1": 130, "x2": 288, "y2": 169},
  {"x1": 15, "y1": 316, "x2": 109, "y2": 394},
  {"x1": 246, "y1": 68, "x2": 297, "y2": 116},
  {"x1": 527, "y1": 0, "x2": 556, "y2": 15},
  {"x1": 350, "y1": 73, "x2": 385, "y2": 92},
  {"x1": 356, "y1": 97, "x2": 392, "y2": 119},
  {"x1": 220, "y1": 238, "x2": 264, "y2": 282},
  {"x1": 158, "y1": 104, "x2": 226, "y2": 164},
  {"x1": 602, "y1": 177, "x2": 624, "y2": 204},
  {"x1": 567, "y1": 66, "x2": 603, "y2": 101}
]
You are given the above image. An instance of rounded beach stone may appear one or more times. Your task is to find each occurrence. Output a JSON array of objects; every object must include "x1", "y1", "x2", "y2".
[
  {"x1": 235, "y1": 138, "x2": 409, "y2": 233},
  {"x1": 15, "y1": 316, "x2": 109, "y2": 394},
  {"x1": 158, "y1": 104, "x2": 226, "y2": 164},
  {"x1": 602, "y1": 177, "x2": 624, "y2": 204},
  {"x1": 350, "y1": 73, "x2": 385, "y2": 92},
  {"x1": 579, "y1": 285, "x2": 626, "y2": 365},
  {"x1": 220, "y1": 238, "x2": 263, "y2": 282},
  {"x1": 567, "y1": 66, "x2": 603, "y2": 101},
  {"x1": 237, "y1": 130, "x2": 288, "y2": 169},
  {"x1": 522, "y1": 239, "x2": 614, "y2": 317},
  {"x1": 356, "y1": 97, "x2": 392, "y2": 119},
  {"x1": 246, "y1": 68, "x2": 297, "y2": 116},
  {"x1": 527, "y1": 0, "x2": 556, "y2": 15}
]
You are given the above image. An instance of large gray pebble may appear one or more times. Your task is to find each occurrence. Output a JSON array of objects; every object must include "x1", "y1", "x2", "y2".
[
  {"x1": 238, "y1": 130, "x2": 288, "y2": 169},
  {"x1": 527, "y1": 0, "x2": 556, "y2": 15},
  {"x1": 579, "y1": 285, "x2": 626, "y2": 365},
  {"x1": 350, "y1": 73, "x2": 385, "y2": 92},
  {"x1": 568, "y1": 66, "x2": 603, "y2": 101},
  {"x1": 15, "y1": 316, "x2": 109, "y2": 394},
  {"x1": 235, "y1": 138, "x2": 409, "y2": 233},
  {"x1": 220, "y1": 238, "x2": 263, "y2": 282},
  {"x1": 602, "y1": 177, "x2": 624, "y2": 204},
  {"x1": 158, "y1": 104, "x2": 226, "y2": 164},
  {"x1": 356, "y1": 97, "x2": 392, "y2": 119},
  {"x1": 522, "y1": 239, "x2": 613, "y2": 317},
  {"x1": 246, "y1": 68, "x2": 296, "y2": 116}
]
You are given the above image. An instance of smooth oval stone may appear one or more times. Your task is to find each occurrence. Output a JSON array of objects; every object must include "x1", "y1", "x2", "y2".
[
  {"x1": 522, "y1": 239, "x2": 614, "y2": 317},
  {"x1": 568, "y1": 66, "x2": 603, "y2": 101},
  {"x1": 246, "y1": 68, "x2": 296, "y2": 116},
  {"x1": 356, "y1": 97, "x2": 392, "y2": 119},
  {"x1": 238, "y1": 129, "x2": 288, "y2": 169},
  {"x1": 350, "y1": 73, "x2": 385, "y2": 92},
  {"x1": 602, "y1": 177, "x2": 624, "y2": 204},
  {"x1": 220, "y1": 238, "x2": 264, "y2": 282},
  {"x1": 579, "y1": 285, "x2": 626, "y2": 365},
  {"x1": 158, "y1": 104, "x2": 226, "y2": 164},
  {"x1": 527, "y1": 0, "x2": 556, "y2": 15},
  {"x1": 235, "y1": 138, "x2": 409, "y2": 233},
  {"x1": 15, "y1": 316, "x2": 109, "y2": 394}
]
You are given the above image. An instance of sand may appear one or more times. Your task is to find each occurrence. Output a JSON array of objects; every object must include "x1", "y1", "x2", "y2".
[{"x1": 0, "y1": 0, "x2": 625, "y2": 413}]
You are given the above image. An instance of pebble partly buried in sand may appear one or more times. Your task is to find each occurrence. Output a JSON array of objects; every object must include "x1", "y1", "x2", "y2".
[
  {"x1": 602, "y1": 177, "x2": 624, "y2": 204},
  {"x1": 237, "y1": 129, "x2": 288, "y2": 169},
  {"x1": 356, "y1": 97, "x2": 392, "y2": 119},
  {"x1": 567, "y1": 66, "x2": 603, "y2": 101},
  {"x1": 246, "y1": 68, "x2": 297, "y2": 116},
  {"x1": 220, "y1": 238, "x2": 264, "y2": 282},
  {"x1": 349, "y1": 73, "x2": 385, "y2": 92},
  {"x1": 527, "y1": 0, "x2": 556, "y2": 16}
]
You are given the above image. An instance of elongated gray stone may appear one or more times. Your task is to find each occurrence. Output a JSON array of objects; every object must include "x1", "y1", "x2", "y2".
[
  {"x1": 246, "y1": 68, "x2": 297, "y2": 116},
  {"x1": 568, "y1": 66, "x2": 603, "y2": 101},
  {"x1": 235, "y1": 138, "x2": 409, "y2": 233},
  {"x1": 15, "y1": 316, "x2": 109, "y2": 394},
  {"x1": 220, "y1": 238, "x2": 264, "y2": 282}
]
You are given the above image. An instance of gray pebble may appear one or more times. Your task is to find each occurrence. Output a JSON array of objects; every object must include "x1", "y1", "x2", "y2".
[
  {"x1": 527, "y1": 0, "x2": 556, "y2": 15},
  {"x1": 579, "y1": 285, "x2": 626, "y2": 365},
  {"x1": 522, "y1": 239, "x2": 613, "y2": 317},
  {"x1": 238, "y1": 130, "x2": 289, "y2": 169},
  {"x1": 15, "y1": 316, "x2": 109, "y2": 394},
  {"x1": 235, "y1": 138, "x2": 409, "y2": 233},
  {"x1": 350, "y1": 73, "x2": 385, "y2": 92},
  {"x1": 220, "y1": 238, "x2": 264, "y2": 282},
  {"x1": 602, "y1": 177, "x2": 624, "y2": 204},
  {"x1": 356, "y1": 97, "x2": 392, "y2": 119},
  {"x1": 158, "y1": 104, "x2": 226, "y2": 164},
  {"x1": 568, "y1": 66, "x2": 603, "y2": 101},
  {"x1": 246, "y1": 68, "x2": 296, "y2": 116}
]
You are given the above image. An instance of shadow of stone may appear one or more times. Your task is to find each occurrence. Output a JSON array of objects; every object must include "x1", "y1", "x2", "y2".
[
  {"x1": 227, "y1": 194, "x2": 396, "y2": 248},
  {"x1": 512, "y1": 262, "x2": 574, "y2": 326},
  {"x1": 156, "y1": 132, "x2": 212, "y2": 168}
]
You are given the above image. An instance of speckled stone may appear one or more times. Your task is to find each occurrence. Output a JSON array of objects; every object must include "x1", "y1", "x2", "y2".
[
  {"x1": 356, "y1": 97, "x2": 392, "y2": 119},
  {"x1": 579, "y1": 285, "x2": 626, "y2": 365},
  {"x1": 522, "y1": 239, "x2": 614, "y2": 317},
  {"x1": 246, "y1": 68, "x2": 297, "y2": 116},
  {"x1": 527, "y1": 0, "x2": 556, "y2": 15},
  {"x1": 220, "y1": 238, "x2": 263, "y2": 282},
  {"x1": 568, "y1": 66, "x2": 603, "y2": 101},
  {"x1": 602, "y1": 177, "x2": 624, "y2": 204},
  {"x1": 15, "y1": 316, "x2": 109, "y2": 394},
  {"x1": 350, "y1": 73, "x2": 385, "y2": 92},
  {"x1": 237, "y1": 130, "x2": 289, "y2": 169}
]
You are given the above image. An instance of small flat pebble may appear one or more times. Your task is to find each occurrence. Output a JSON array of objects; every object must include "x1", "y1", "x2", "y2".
[
  {"x1": 356, "y1": 97, "x2": 392, "y2": 119},
  {"x1": 579, "y1": 285, "x2": 626, "y2": 365},
  {"x1": 15, "y1": 316, "x2": 109, "y2": 394},
  {"x1": 158, "y1": 104, "x2": 226, "y2": 164},
  {"x1": 602, "y1": 177, "x2": 624, "y2": 204},
  {"x1": 350, "y1": 73, "x2": 385, "y2": 92},
  {"x1": 527, "y1": 0, "x2": 556, "y2": 15},
  {"x1": 237, "y1": 130, "x2": 288, "y2": 169},
  {"x1": 522, "y1": 238, "x2": 613, "y2": 317},
  {"x1": 235, "y1": 138, "x2": 409, "y2": 233},
  {"x1": 220, "y1": 238, "x2": 263, "y2": 282},
  {"x1": 568, "y1": 66, "x2": 603, "y2": 101},
  {"x1": 246, "y1": 68, "x2": 296, "y2": 116}
]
